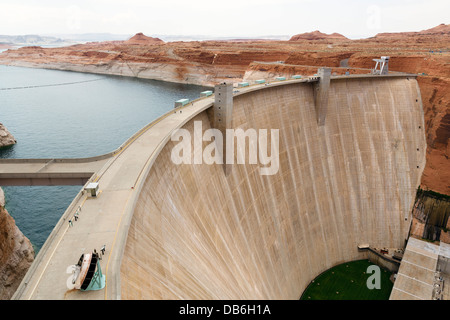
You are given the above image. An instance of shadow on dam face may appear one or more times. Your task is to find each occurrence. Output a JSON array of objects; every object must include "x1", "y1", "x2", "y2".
[{"x1": 120, "y1": 77, "x2": 426, "y2": 299}]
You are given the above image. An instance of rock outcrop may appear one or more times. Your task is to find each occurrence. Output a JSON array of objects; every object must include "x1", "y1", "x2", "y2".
[
  {"x1": 289, "y1": 30, "x2": 348, "y2": 41},
  {"x1": 420, "y1": 23, "x2": 450, "y2": 34},
  {"x1": 0, "y1": 190, "x2": 35, "y2": 300},
  {"x1": 0, "y1": 124, "x2": 16, "y2": 149},
  {"x1": 125, "y1": 32, "x2": 164, "y2": 45},
  {"x1": 374, "y1": 23, "x2": 450, "y2": 39}
]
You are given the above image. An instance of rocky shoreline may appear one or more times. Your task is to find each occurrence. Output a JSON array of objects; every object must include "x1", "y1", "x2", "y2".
[
  {"x1": 0, "y1": 59, "x2": 231, "y2": 87},
  {"x1": 0, "y1": 123, "x2": 16, "y2": 149}
]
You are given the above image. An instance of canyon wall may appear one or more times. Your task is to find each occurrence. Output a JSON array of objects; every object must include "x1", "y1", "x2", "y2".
[
  {"x1": 120, "y1": 76, "x2": 425, "y2": 299},
  {"x1": 0, "y1": 189, "x2": 34, "y2": 300}
]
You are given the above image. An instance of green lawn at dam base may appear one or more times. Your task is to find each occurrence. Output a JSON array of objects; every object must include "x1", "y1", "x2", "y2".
[{"x1": 300, "y1": 260, "x2": 394, "y2": 300}]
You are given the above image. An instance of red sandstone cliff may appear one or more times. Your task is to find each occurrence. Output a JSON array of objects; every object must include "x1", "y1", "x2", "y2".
[{"x1": 0, "y1": 194, "x2": 35, "y2": 300}]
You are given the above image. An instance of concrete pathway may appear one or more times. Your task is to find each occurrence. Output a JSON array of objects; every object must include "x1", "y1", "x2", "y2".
[{"x1": 13, "y1": 94, "x2": 215, "y2": 299}]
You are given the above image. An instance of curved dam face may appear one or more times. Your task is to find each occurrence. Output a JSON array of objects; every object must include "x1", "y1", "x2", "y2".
[{"x1": 120, "y1": 76, "x2": 426, "y2": 299}]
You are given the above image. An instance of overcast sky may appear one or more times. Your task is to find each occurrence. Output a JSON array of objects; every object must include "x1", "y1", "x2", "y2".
[{"x1": 0, "y1": 0, "x2": 448, "y2": 39}]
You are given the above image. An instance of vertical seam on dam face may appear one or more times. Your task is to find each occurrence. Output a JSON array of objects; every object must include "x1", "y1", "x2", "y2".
[
  {"x1": 212, "y1": 83, "x2": 234, "y2": 176},
  {"x1": 120, "y1": 76, "x2": 426, "y2": 299},
  {"x1": 313, "y1": 67, "x2": 332, "y2": 126}
]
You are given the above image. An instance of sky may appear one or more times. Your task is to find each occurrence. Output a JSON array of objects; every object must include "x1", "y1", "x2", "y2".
[{"x1": 0, "y1": 0, "x2": 448, "y2": 39}]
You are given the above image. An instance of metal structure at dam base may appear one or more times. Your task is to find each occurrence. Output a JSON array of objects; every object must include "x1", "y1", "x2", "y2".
[{"x1": 5, "y1": 67, "x2": 441, "y2": 300}]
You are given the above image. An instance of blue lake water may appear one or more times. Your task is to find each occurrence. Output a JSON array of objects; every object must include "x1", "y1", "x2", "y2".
[{"x1": 0, "y1": 65, "x2": 211, "y2": 252}]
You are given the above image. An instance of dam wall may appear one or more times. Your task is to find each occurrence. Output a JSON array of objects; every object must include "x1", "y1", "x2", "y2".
[{"x1": 119, "y1": 76, "x2": 426, "y2": 299}]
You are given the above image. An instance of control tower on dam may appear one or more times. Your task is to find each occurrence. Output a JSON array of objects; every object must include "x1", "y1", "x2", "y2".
[
  {"x1": 120, "y1": 74, "x2": 426, "y2": 299},
  {"x1": 10, "y1": 72, "x2": 426, "y2": 300}
]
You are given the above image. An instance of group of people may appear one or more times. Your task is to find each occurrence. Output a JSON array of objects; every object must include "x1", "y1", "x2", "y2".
[{"x1": 68, "y1": 205, "x2": 82, "y2": 227}]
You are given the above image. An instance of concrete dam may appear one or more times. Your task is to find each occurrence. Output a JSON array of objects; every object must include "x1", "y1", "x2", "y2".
[
  {"x1": 11, "y1": 73, "x2": 426, "y2": 300},
  {"x1": 120, "y1": 75, "x2": 425, "y2": 299}
]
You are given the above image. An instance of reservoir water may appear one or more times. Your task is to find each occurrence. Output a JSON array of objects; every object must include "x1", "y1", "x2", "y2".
[{"x1": 0, "y1": 65, "x2": 211, "y2": 252}]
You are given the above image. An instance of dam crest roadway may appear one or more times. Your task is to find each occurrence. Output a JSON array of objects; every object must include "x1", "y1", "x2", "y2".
[{"x1": 6, "y1": 71, "x2": 426, "y2": 300}]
